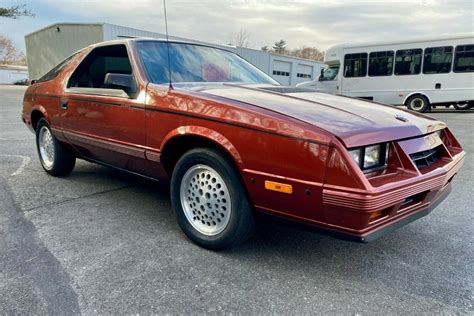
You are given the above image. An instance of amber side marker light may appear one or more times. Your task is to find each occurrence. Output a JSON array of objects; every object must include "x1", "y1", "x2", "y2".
[
  {"x1": 368, "y1": 210, "x2": 384, "y2": 221},
  {"x1": 264, "y1": 181, "x2": 293, "y2": 194}
]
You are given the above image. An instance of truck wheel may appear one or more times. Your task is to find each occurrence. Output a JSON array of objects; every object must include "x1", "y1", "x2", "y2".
[
  {"x1": 36, "y1": 118, "x2": 76, "y2": 176},
  {"x1": 170, "y1": 148, "x2": 255, "y2": 249},
  {"x1": 453, "y1": 102, "x2": 471, "y2": 111},
  {"x1": 406, "y1": 95, "x2": 430, "y2": 113}
]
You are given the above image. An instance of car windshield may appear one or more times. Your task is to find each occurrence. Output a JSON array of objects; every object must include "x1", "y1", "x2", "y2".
[
  {"x1": 136, "y1": 41, "x2": 279, "y2": 85},
  {"x1": 321, "y1": 66, "x2": 339, "y2": 81}
]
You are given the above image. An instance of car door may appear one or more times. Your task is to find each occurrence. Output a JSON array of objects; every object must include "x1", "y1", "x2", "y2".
[{"x1": 60, "y1": 44, "x2": 148, "y2": 173}]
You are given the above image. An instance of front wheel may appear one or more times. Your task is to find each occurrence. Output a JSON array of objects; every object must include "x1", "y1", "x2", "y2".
[
  {"x1": 36, "y1": 118, "x2": 76, "y2": 176},
  {"x1": 406, "y1": 95, "x2": 430, "y2": 113},
  {"x1": 170, "y1": 148, "x2": 255, "y2": 249}
]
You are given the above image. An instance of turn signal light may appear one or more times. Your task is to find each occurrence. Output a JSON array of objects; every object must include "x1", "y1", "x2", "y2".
[
  {"x1": 368, "y1": 210, "x2": 383, "y2": 221},
  {"x1": 264, "y1": 181, "x2": 293, "y2": 194}
]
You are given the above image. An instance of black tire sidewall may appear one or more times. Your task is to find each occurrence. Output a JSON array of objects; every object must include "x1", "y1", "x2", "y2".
[
  {"x1": 453, "y1": 103, "x2": 470, "y2": 110},
  {"x1": 170, "y1": 148, "x2": 253, "y2": 249},
  {"x1": 35, "y1": 118, "x2": 75, "y2": 176},
  {"x1": 36, "y1": 119, "x2": 57, "y2": 172},
  {"x1": 407, "y1": 95, "x2": 429, "y2": 113}
]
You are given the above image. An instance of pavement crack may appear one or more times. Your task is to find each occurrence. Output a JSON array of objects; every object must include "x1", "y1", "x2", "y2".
[{"x1": 23, "y1": 184, "x2": 135, "y2": 213}]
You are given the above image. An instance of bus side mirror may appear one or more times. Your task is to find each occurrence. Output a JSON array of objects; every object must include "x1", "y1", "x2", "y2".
[{"x1": 318, "y1": 68, "x2": 324, "y2": 81}]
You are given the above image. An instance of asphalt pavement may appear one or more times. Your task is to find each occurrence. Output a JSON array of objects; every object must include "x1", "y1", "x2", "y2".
[{"x1": 0, "y1": 85, "x2": 472, "y2": 314}]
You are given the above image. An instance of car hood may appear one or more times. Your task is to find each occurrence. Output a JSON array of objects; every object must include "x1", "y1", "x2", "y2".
[{"x1": 184, "y1": 84, "x2": 446, "y2": 148}]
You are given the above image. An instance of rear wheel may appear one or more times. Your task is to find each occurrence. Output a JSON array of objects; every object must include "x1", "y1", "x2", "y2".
[
  {"x1": 453, "y1": 102, "x2": 472, "y2": 111},
  {"x1": 406, "y1": 95, "x2": 430, "y2": 113},
  {"x1": 36, "y1": 118, "x2": 76, "y2": 176},
  {"x1": 170, "y1": 148, "x2": 255, "y2": 249}
]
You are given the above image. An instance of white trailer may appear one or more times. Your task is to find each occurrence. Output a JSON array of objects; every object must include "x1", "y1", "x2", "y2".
[{"x1": 297, "y1": 34, "x2": 474, "y2": 112}]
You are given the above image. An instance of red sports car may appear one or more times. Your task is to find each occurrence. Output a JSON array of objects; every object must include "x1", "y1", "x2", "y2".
[{"x1": 21, "y1": 39, "x2": 465, "y2": 249}]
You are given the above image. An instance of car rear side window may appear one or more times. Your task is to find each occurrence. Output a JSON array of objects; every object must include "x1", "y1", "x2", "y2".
[
  {"x1": 37, "y1": 53, "x2": 78, "y2": 83},
  {"x1": 344, "y1": 53, "x2": 367, "y2": 77},
  {"x1": 453, "y1": 44, "x2": 474, "y2": 73},
  {"x1": 423, "y1": 46, "x2": 453, "y2": 74},
  {"x1": 394, "y1": 49, "x2": 422, "y2": 75},
  {"x1": 67, "y1": 45, "x2": 132, "y2": 88}
]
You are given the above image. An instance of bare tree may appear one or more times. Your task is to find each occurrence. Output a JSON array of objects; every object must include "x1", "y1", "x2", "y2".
[
  {"x1": 0, "y1": 4, "x2": 34, "y2": 18},
  {"x1": 15, "y1": 52, "x2": 27, "y2": 66},
  {"x1": 290, "y1": 46, "x2": 324, "y2": 62},
  {"x1": 235, "y1": 29, "x2": 250, "y2": 48},
  {"x1": 0, "y1": 35, "x2": 26, "y2": 65},
  {"x1": 0, "y1": 36, "x2": 18, "y2": 63}
]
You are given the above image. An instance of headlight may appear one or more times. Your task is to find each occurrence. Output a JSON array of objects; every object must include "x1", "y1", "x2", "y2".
[
  {"x1": 348, "y1": 144, "x2": 388, "y2": 172},
  {"x1": 348, "y1": 149, "x2": 361, "y2": 165},
  {"x1": 363, "y1": 145, "x2": 381, "y2": 169}
]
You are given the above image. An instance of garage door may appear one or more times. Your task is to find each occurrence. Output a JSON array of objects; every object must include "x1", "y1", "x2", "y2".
[
  {"x1": 295, "y1": 64, "x2": 314, "y2": 84},
  {"x1": 272, "y1": 60, "x2": 292, "y2": 85}
]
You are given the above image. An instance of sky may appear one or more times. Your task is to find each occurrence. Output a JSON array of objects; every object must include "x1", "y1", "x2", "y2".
[{"x1": 1, "y1": 0, "x2": 473, "y2": 54}]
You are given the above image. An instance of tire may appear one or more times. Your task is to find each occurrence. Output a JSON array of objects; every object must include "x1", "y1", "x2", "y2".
[
  {"x1": 170, "y1": 148, "x2": 255, "y2": 249},
  {"x1": 406, "y1": 95, "x2": 430, "y2": 113},
  {"x1": 36, "y1": 118, "x2": 76, "y2": 176},
  {"x1": 453, "y1": 102, "x2": 471, "y2": 111}
]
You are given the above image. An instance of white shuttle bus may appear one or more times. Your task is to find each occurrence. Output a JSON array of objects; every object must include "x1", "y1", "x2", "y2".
[{"x1": 297, "y1": 35, "x2": 474, "y2": 112}]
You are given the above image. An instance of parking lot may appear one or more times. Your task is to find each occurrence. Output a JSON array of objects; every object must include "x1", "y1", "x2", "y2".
[{"x1": 0, "y1": 84, "x2": 472, "y2": 314}]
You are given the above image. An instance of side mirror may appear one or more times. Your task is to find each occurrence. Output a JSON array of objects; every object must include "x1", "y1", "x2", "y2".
[
  {"x1": 318, "y1": 68, "x2": 324, "y2": 81},
  {"x1": 104, "y1": 73, "x2": 137, "y2": 97}
]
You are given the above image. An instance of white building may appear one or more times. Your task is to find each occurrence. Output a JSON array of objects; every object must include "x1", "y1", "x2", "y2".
[
  {"x1": 25, "y1": 23, "x2": 324, "y2": 86},
  {"x1": 0, "y1": 65, "x2": 29, "y2": 84}
]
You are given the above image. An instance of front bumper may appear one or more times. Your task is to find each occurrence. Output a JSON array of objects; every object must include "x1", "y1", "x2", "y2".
[
  {"x1": 358, "y1": 180, "x2": 451, "y2": 242},
  {"x1": 322, "y1": 150, "x2": 465, "y2": 242}
]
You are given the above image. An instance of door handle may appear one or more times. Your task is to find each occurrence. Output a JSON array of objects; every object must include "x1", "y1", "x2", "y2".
[
  {"x1": 60, "y1": 99, "x2": 68, "y2": 109},
  {"x1": 435, "y1": 83, "x2": 441, "y2": 89}
]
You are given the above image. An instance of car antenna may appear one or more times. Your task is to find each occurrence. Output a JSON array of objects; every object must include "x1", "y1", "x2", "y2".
[{"x1": 163, "y1": 0, "x2": 173, "y2": 89}]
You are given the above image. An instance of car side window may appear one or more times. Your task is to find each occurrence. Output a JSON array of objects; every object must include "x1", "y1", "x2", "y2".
[{"x1": 67, "y1": 45, "x2": 134, "y2": 95}]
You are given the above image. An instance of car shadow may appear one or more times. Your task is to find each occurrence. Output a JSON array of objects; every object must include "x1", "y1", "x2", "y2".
[
  {"x1": 68, "y1": 160, "x2": 417, "y2": 258},
  {"x1": 427, "y1": 109, "x2": 474, "y2": 113},
  {"x1": 54, "y1": 160, "x2": 471, "y2": 308}
]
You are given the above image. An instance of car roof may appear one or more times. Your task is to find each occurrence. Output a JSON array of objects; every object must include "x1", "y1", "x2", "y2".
[{"x1": 88, "y1": 38, "x2": 235, "y2": 54}]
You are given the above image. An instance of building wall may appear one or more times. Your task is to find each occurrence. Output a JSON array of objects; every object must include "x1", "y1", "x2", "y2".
[{"x1": 25, "y1": 24, "x2": 103, "y2": 79}]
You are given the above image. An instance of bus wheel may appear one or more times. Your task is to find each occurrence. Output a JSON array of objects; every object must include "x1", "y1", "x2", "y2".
[
  {"x1": 406, "y1": 95, "x2": 429, "y2": 113},
  {"x1": 453, "y1": 102, "x2": 471, "y2": 111}
]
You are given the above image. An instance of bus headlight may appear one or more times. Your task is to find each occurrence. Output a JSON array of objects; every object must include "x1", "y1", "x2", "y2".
[{"x1": 348, "y1": 144, "x2": 388, "y2": 172}]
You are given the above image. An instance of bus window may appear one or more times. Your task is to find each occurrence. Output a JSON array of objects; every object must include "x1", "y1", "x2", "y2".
[
  {"x1": 454, "y1": 45, "x2": 474, "y2": 73},
  {"x1": 395, "y1": 49, "x2": 422, "y2": 75},
  {"x1": 344, "y1": 53, "x2": 367, "y2": 77},
  {"x1": 423, "y1": 46, "x2": 453, "y2": 74},
  {"x1": 369, "y1": 51, "x2": 394, "y2": 76}
]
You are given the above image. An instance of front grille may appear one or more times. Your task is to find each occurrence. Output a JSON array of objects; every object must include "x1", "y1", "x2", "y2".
[{"x1": 410, "y1": 146, "x2": 440, "y2": 169}]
